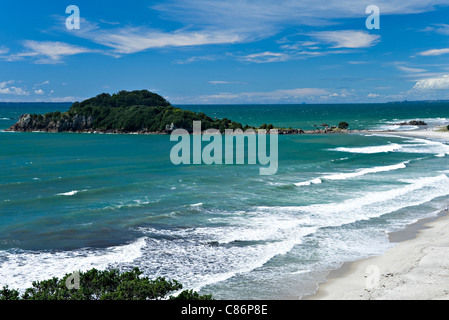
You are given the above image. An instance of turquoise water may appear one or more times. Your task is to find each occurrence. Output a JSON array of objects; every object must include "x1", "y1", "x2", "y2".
[{"x1": 1, "y1": 102, "x2": 449, "y2": 299}]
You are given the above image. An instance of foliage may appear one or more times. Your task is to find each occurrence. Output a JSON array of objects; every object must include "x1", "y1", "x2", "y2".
[
  {"x1": 170, "y1": 289, "x2": 213, "y2": 300},
  {"x1": 0, "y1": 286, "x2": 20, "y2": 300},
  {"x1": 338, "y1": 121, "x2": 349, "y2": 130},
  {"x1": 447, "y1": 125, "x2": 449, "y2": 131},
  {"x1": 0, "y1": 267, "x2": 212, "y2": 300},
  {"x1": 39, "y1": 90, "x2": 250, "y2": 133}
]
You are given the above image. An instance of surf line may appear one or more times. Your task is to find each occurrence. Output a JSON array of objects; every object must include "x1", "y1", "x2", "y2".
[{"x1": 169, "y1": 121, "x2": 278, "y2": 175}]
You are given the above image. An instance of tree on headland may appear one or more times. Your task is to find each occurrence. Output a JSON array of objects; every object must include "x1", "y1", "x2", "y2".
[
  {"x1": 0, "y1": 267, "x2": 212, "y2": 300},
  {"x1": 338, "y1": 122, "x2": 349, "y2": 130}
]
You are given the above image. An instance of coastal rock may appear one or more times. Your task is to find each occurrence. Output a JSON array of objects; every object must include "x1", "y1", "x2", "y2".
[
  {"x1": 397, "y1": 120, "x2": 427, "y2": 126},
  {"x1": 6, "y1": 113, "x2": 95, "y2": 133}
]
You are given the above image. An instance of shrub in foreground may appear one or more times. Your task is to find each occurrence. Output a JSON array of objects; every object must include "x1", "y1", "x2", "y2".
[{"x1": 0, "y1": 267, "x2": 212, "y2": 300}]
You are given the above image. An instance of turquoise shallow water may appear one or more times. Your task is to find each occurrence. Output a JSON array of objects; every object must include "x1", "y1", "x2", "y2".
[{"x1": 1, "y1": 102, "x2": 449, "y2": 299}]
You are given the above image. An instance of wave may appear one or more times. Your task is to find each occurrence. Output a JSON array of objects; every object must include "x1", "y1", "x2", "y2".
[
  {"x1": 265, "y1": 174, "x2": 449, "y2": 230},
  {"x1": 294, "y1": 178, "x2": 322, "y2": 187},
  {"x1": 332, "y1": 137, "x2": 449, "y2": 157},
  {"x1": 0, "y1": 237, "x2": 147, "y2": 291},
  {"x1": 3, "y1": 174, "x2": 449, "y2": 296},
  {"x1": 321, "y1": 161, "x2": 409, "y2": 180},
  {"x1": 331, "y1": 143, "x2": 401, "y2": 154},
  {"x1": 189, "y1": 202, "x2": 203, "y2": 207},
  {"x1": 294, "y1": 161, "x2": 409, "y2": 186},
  {"x1": 399, "y1": 138, "x2": 449, "y2": 156},
  {"x1": 57, "y1": 189, "x2": 88, "y2": 196}
]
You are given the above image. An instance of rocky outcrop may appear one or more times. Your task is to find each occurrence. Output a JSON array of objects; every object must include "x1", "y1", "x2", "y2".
[
  {"x1": 6, "y1": 114, "x2": 95, "y2": 133},
  {"x1": 397, "y1": 120, "x2": 428, "y2": 126}
]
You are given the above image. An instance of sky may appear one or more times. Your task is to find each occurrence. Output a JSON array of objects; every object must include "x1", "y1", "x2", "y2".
[{"x1": 1, "y1": 0, "x2": 449, "y2": 104}]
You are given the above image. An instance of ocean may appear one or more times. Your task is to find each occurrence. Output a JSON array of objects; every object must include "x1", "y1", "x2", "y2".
[{"x1": 1, "y1": 102, "x2": 449, "y2": 299}]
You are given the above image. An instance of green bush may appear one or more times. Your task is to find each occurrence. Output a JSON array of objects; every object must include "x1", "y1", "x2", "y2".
[
  {"x1": 0, "y1": 267, "x2": 212, "y2": 300},
  {"x1": 338, "y1": 122, "x2": 349, "y2": 130}
]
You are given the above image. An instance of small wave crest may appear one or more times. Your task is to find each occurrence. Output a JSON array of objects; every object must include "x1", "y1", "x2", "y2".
[
  {"x1": 57, "y1": 189, "x2": 88, "y2": 196},
  {"x1": 331, "y1": 143, "x2": 401, "y2": 154}
]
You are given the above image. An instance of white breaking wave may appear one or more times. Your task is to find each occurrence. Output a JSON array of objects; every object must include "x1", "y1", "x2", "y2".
[
  {"x1": 0, "y1": 237, "x2": 147, "y2": 291},
  {"x1": 332, "y1": 137, "x2": 449, "y2": 157},
  {"x1": 331, "y1": 143, "x2": 401, "y2": 154},
  {"x1": 57, "y1": 189, "x2": 87, "y2": 196},
  {"x1": 398, "y1": 137, "x2": 449, "y2": 156},
  {"x1": 294, "y1": 178, "x2": 322, "y2": 187},
  {"x1": 321, "y1": 161, "x2": 409, "y2": 180},
  {"x1": 272, "y1": 174, "x2": 449, "y2": 229},
  {"x1": 294, "y1": 161, "x2": 409, "y2": 186}
]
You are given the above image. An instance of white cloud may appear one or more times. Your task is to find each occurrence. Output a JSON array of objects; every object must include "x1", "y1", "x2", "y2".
[
  {"x1": 34, "y1": 80, "x2": 50, "y2": 87},
  {"x1": 422, "y1": 24, "x2": 449, "y2": 35},
  {"x1": 2, "y1": 41, "x2": 93, "y2": 64},
  {"x1": 0, "y1": 80, "x2": 29, "y2": 96},
  {"x1": 153, "y1": 0, "x2": 449, "y2": 30},
  {"x1": 0, "y1": 47, "x2": 9, "y2": 55},
  {"x1": 240, "y1": 51, "x2": 289, "y2": 63},
  {"x1": 34, "y1": 89, "x2": 44, "y2": 95},
  {"x1": 309, "y1": 30, "x2": 380, "y2": 48},
  {"x1": 396, "y1": 66, "x2": 427, "y2": 73},
  {"x1": 76, "y1": 26, "x2": 243, "y2": 55},
  {"x1": 418, "y1": 48, "x2": 449, "y2": 56},
  {"x1": 70, "y1": 0, "x2": 447, "y2": 57},
  {"x1": 411, "y1": 75, "x2": 449, "y2": 91},
  {"x1": 199, "y1": 87, "x2": 330, "y2": 102},
  {"x1": 208, "y1": 81, "x2": 244, "y2": 85},
  {"x1": 367, "y1": 93, "x2": 380, "y2": 98},
  {"x1": 173, "y1": 55, "x2": 220, "y2": 64},
  {"x1": 22, "y1": 41, "x2": 93, "y2": 63}
]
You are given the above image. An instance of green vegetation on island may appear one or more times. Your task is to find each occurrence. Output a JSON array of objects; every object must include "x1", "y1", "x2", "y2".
[
  {"x1": 0, "y1": 267, "x2": 212, "y2": 300},
  {"x1": 8, "y1": 89, "x2": 351, "y2": 134},
  {"x1": 9, "y1": 90, "x2": 247, "y2": 133}
]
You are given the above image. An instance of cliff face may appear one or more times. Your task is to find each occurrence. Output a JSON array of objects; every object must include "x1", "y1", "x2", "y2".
[{"x1": 7, "y1": 114, "x2": 95, "y2": 133}]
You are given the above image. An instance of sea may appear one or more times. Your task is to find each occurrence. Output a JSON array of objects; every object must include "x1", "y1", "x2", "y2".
[{"x1": 1, "y1": 102, "x2": 449, "y2": 299}]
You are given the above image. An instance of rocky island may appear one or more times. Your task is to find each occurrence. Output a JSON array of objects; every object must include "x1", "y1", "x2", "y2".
[
  {"x1": 7, "y1": 90, "x2": 251, "y2": 134},
  {"x1": 6, "y1": 90, "x2": 351, "y2": 135}
]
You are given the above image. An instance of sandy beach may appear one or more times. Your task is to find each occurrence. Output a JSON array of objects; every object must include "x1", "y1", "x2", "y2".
[{"x1": 305, "y1": 126, "x2": 449, "y2": 300}]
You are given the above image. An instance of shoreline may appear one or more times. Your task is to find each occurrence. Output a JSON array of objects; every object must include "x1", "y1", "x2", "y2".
[
  {"x1": 304, "y1": 210, "x2": 449, "y2": 300},
  {"x1": 304, "y1": 126, "x2": 449, "y2": 300}
]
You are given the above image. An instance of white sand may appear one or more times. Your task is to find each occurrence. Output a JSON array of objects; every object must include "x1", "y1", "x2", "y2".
[
  {"x1": 307, "y1": 213, "x2": 449, "y2": 300},
  {"x1": 383, "y1": 127, "x2": 449, "y2": 140},
  {"x1": 305, "y1": 125, "x2": 449, "y2": 300}
]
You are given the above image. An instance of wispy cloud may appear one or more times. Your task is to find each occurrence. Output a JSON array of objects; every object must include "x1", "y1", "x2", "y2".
[
  {"x1": 73, "y1": 24, "x2": 243, "y2": 55},
  {"x1": 208, "y1": 80, "x2": 246, "y2": 85},
  {"x1": 418, "y1": 48, "x2": 449, "y2": 56},
  {"x1": 422, "y1": 23, "x2": 449, "y2": 35},
  {"x1": 173, "y1": 55, "x2": 221, "y2": 64},
  {"x1": 240, "y1": 51, "x2": 289, "y2": 63},
  {"x1": 1, "y1": 41, "x2": 93, "y2": 64},
  {"x1": 308, "y1": 30, "x2": 380, "y2": 48},
  {"x1": 396, "y1": 65, "x2": 428, "y2": 73},
  {"x1": 153, "y1": 0, "x2": 449, "y2": 31},
  {"x1": 198, "y1": 87, "x2": 331, "y2": 103},
  {"x1": 34, "y1": 80, "x2": 50, "y2": 87}
]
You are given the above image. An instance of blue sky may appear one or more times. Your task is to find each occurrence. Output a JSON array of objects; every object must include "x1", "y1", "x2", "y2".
[{"x1": 1, "y1": 0, "x2": 449, "y2": 104}]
